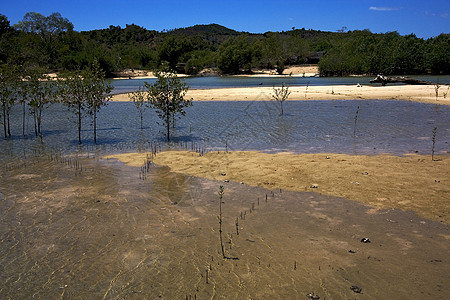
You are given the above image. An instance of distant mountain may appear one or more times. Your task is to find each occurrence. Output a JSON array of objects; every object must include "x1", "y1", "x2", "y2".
[
  {"x1": 168, "y1": 23, "x2": 241, "y2": 36},
  {"x1": 163, "y1": 23, "x2": 245, "y2": 46}
]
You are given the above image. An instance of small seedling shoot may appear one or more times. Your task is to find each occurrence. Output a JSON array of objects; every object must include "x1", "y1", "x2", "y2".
[
  {"x1": 432, "y1": 127, "x2": 437, "y2": 161},
  {"x1": 218, "y1": 185, "x2": 225, "y2": 258},
  {"x1": 434, "y1": 81, "x2": 440, "y2": 100},
  {"x1": 354, "y1": 105, "x2": 360, "y2": 137}
]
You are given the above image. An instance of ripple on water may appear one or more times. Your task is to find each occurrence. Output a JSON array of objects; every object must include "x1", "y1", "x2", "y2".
[{"x1": 1, "y1": 100, "x2": 449, "y2": 160}]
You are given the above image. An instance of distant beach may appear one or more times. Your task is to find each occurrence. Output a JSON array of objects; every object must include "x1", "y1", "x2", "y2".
[
  {"x1": 112, "y1": 65, "x2": 450, "y2": 105},
  {"x1": 113, "y1": 84, "x2": 450, "y2": 105}
]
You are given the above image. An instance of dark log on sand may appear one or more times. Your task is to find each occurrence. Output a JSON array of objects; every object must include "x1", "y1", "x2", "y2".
[{"x1": 370, "y1": 74, "x2": 433, "y2": 86}]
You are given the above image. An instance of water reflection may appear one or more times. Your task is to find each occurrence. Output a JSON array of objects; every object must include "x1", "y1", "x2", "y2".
[
  {"x1": 111, "y1": 75, "x2": 450, "y2": 94},
  {"x1": 1, "y1": 100, "x2": 449, "y2": 162}
]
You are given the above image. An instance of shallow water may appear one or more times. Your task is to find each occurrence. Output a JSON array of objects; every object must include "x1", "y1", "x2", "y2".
[
  {"x1": 111, "y1": 75, "x2": 450, "y2": 94},
  {"x1": 1, "y1": 100, "x2": 449, "y2": 161},
  {"x1": 1, "y1": 155, "x2": 449, "y2": 299},
  {"x1": 1, "y1": 99, "x2": 449, "y2": 298}
]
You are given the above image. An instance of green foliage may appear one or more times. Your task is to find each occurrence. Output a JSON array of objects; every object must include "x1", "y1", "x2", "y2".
[
  {"x1": 157, "y1": 36, "x2": 194, "y2": 69},
  {"x1": 128, "y1": 86, "x2": 147, "y2": 129},
  {"x1": 0, "y1": 11, "x2": 448, "y2": 76},
  {"x1": 14, "y1": 12, "x2": 73, "y2": 68},
  {"x1": 272, "y1": 83, "x2": 291, "y2": 115},
  {"x1": 184, "y1": 50, "x2": 216, "y2": 75},
  {"x1": 0, "y1": 65, "x2": 20, "y2": 138},
  {"x1": 426, "y1": 34, "x2": 450, "y2": 74},
  {"x1": 144, "y1": 66, "x2": 191, "y2": 141},
  {"x1": 319, "y1": 31, "x2": 449, "y2": 76},
  {"x1": 57, "y1": 61, "x2": 113, "y2": 144},
  {"x1": 257, "y1": 32, "x2": 309, "y2": 69},
  {"x1": 85, "y1": 61, "x2": 113, "y2": 143},
  {"x1": 217, "y1": 35, "x2": 256, "y2": 74},
  {"x1": 25, "y1": 68, "x2": 56, "y2": 137},
  {"x1": 0, "y1": 14, "x2": 12, "y2": 37},
  {"x1": 57, "y1": 69, "x2": 87, "y2": 144}
]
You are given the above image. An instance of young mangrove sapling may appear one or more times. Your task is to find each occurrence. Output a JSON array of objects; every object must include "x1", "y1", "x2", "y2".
[
  {"x1": 218, "y1": 185, "x2": 225, "y2": 258},
  {"x1": 272, "y1": 82, "x2": 290, "y2": 116}
]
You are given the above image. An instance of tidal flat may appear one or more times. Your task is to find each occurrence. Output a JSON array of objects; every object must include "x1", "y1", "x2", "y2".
[
  {"x1": 1, "y1": 153, "x2": 449, "y2": 299},
  {"x1": 1, "y1": 99, "x2": 449, "y2": 299}
]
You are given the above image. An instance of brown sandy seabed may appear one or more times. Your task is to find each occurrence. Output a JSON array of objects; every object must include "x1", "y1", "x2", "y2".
[
  {"x1": 112, "y1": 82, "x2": 450, "y2": 298},
  {"x1": 1, "y1": 153, "x2": 449, "y2": 299},
  {"x1": 107, "y1": 151, "x2": 450, "y2": 226},
  {"x1": 106, "y1": 149, "x2": 450, "y2": 299}
]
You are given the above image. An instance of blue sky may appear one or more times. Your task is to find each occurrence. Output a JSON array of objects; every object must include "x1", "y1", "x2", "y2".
[{"x1": 1, "y1": 0, "x2": 449, "y2": 38}]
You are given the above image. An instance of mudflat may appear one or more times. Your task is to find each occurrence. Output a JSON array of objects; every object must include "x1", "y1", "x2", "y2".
[
  {"x1": 107, "y1": 150, "x2": 450, "y2": 225},
  {"x1": 2, "y1": 154, "x2": 449, "y2": 299}
]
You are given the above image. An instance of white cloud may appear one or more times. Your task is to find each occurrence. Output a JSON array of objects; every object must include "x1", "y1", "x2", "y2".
[
  {"x1": 369, "y1": 6, "x2": 402, "y2": 12},
  {"x1": 425, "y1": 11, "x2": 449, "y2": 18}
]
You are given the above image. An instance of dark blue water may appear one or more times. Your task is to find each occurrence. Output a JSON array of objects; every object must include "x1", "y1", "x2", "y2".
[
  {"x1": 111, "y1": 75, "x2": 450, "y2": 95},
  {"x1": 1, "y1": 100, "x2": 449, "y2": 161}
]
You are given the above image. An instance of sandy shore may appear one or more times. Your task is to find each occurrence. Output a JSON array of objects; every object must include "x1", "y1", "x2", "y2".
[
  {"x1": 111, "y1": 64, "x2": 449, "y2": 105},
  {"x1": 105, "y1": 151, "x2": 449, "y2": 225},
  {"x1": 111, "y1": 65, "x2": 320, "y2": 80},
  {"x1": 112, "y1": 84, "x2": 450, "y2": 105}
]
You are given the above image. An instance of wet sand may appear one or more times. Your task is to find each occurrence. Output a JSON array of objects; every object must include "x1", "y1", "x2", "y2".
[
  {"x1": 107, "y1": 151, "x2": 450, "y2": 225},
  {"x1": 112, "y1": 84, "x2": 450, "y2": 105},
  {"x1": 1, "y1": 154, "x2": 449, "y2": 299}
]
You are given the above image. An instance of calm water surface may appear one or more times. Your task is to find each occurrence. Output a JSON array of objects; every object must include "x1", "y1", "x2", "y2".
[
  {"x1": 1, "y1": 100, "x2": 449, "y2": 161},
  {"x1": 111, "y1": 75, "x2": 450, "y2": 94}
]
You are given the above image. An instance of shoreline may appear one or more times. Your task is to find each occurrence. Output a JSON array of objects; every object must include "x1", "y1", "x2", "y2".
[
  {"x1": 111, "y1": 65, "x2": 320, "y2": 80},
  {"x1": 112, "y1": 84, "x2": 450, "y2": 105},
  {"x1": 105, "y1": 150, "x2": 450, "y2": 225}
]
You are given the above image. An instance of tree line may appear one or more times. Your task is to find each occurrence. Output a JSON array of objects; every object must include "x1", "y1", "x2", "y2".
[
  {"x1": 0, "y1": 60, "x2": 191, "y2": 143},
  {"x1": 1, "y1": 12, "x2": 449, "y2": 77},
  {"x1": 129, "y1": 65, "x2": 191, "y2": 142},
  {"x1": 0, "y1": 60, "x2": 112, "y2": 144}
]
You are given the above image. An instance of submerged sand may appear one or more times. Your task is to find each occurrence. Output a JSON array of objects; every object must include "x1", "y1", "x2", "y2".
[
  {"x1": 106, "y1": 151, "x2": 450, "y2": 225},
  {"x1": 2, "y1": 151, "x2": 449, "y2": 298}
]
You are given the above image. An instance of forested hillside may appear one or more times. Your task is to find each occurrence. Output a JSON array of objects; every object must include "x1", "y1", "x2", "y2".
[{"x1": 0, "y1": 12, "x2": 449, "y2": 77}]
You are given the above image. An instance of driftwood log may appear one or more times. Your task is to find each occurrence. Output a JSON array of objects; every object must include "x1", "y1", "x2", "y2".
[{"x1": 370, "y1": 74, "x2": 433, "y2": 86}]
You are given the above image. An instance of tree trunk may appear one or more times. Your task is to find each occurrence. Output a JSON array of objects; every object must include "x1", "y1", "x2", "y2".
[
  {"x1": 2, "y1": 105, "x2": 6, "y2": 138},
  {"x1": 78, "y1": 103, "x2": 82, "y2": 144},
  {"x1": 22, "y1": 102, "x2": 26, "y2": 136},
  {"x1": 93, "y1": 110, "x2": 97, "y2": 144},
  {"x1": 166, "y1": 113, "x2": 170, "y2": 142},
  {"x1": 6, "y1": 110, "x2": 11, "y2": 137},
  {"x1": 37, "y1": 107, "x2": 42, "y2": 137},
  {"x1": 33, "y1": 107, "x2": 38, "y2": 136},
  {"x1": 370, "y1": 75, "x2": 433, "y2": 86}
]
